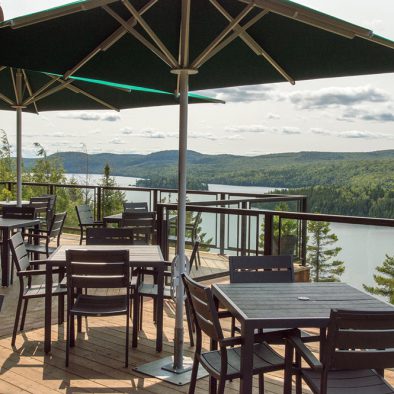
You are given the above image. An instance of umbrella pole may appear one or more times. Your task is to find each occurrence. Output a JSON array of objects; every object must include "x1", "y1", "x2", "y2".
[
  {"x1": 173, "y1": 69, "x2": 188, "y2": 371},
  {"x1": 15, "y1": 69, "x2": 23, "y2": 207}
]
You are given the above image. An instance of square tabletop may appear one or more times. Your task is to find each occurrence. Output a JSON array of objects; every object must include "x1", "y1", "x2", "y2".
[
  {"x1": 212, "y1": 282, "x2": 394, "y2": 329},
  {"x1": 48, "y1": 244, "x2": 164, "y2": 266},
  {"x1": 0, "y1": 216, "x2": 40, "y2": 229}
]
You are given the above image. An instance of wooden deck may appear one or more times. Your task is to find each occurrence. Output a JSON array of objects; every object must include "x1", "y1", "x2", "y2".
[{"x1": 0, "y1": 233, "x2": 392, "y2": 393}]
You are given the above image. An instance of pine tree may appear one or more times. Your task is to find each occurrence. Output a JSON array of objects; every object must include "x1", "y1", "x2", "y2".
[
  {"x1": 307, "y1": 221, "x2": 345, "y2": 282},
  {"x1": 100, "y1": 163, "x2": 125, "y2": 216},
  {"x1": 363, "y1": 255, "x2": 394, "y2": 304}
]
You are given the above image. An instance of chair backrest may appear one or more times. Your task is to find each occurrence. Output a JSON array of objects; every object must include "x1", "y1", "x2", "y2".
[
  {"x1": 229, "y1": 255, "x2": 294, "y2": 283},
  {"x1": 120, "y1": 211, "x2": 156, "y2": 243},
  {"x1": 188, "y1": 240, "x2": 200, "y2": 271},
  {"x1": 9, "y1": 232, "x2": 30, "y2": 272},
  {"x1": 2, "y1": 206, "x2": 36, "y2": 220},
  {"x1": 182, "y1": 273, "x2": 224, "y2": 343},
  {"x1": 75, "y1": 204, "x2": 95, "y2": 226},
  {"x1": 40, "y1": 194, "x2": 57, "y2": 223},
  {"x1": 48, "y1": 212, "x2": 67, "y2": 244},
  {"x1": 123, "y1": 202, "x2": 149, "y2": 212},
  {"x1": 323, "y1": 309, "x2": 394, "y2": 372},
  {"x1": 66, "y1": 249, "x2": 130, "y2": 290},
  {"x1": 86, "y1": 227, "x2": 134, "y2": 245}
]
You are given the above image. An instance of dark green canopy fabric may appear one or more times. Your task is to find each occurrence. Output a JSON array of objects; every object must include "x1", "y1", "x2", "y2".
[
  {"x1": 0, "y1": 67, "x2": 220, "y2": 113},
  {"x1": 0, "y1": 0, "x2": 394, "y2": 92}
]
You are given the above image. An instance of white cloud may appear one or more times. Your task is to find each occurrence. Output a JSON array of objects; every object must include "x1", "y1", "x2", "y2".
[
  {"x1": 267, "y1": 113, "x2": 280, "y2": 120},
  {"x1": 289, "y1": 85, "x2": 390, "y2": 109},
  {"x1": 57, "y1": 111, "x2": 121, "y2": 122},
  {"x1": 338, "y1": 130, "x2": 390, "y2": 139},
  {"x1": 310, "y1": 128, "x2": 332, "y2": 136},
  {"x1": 225, "y1": 124, "x2": 268, "y2": 133}
]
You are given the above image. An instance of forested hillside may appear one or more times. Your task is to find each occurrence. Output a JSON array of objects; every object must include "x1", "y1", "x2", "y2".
[{"x1": 23, "y1": 149, "x2": 394, "y2": 218}]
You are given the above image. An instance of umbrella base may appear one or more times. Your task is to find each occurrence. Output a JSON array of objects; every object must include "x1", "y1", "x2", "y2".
[{"x1": 134, "y1": 356, "x2": 208, "y2": 386}]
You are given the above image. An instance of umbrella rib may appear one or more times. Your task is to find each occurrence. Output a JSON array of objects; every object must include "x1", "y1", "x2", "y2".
[
  {"x1": 0, "y1": 65, "x2": 6, "y2": 72},
  {"x1": 22, "y1": 69, "x2": 39, "y2": 114},
  {"x1": 192, "y1": 3, "x2": 255, "y2": 69},
  {"x1": 64, "y1": 0, "x2": 157, "y2": 79},
  {"x1": 48, "y1": 75, "x2": 120, "y2": 111},
  {"x1": 242, "y1": 0, "x2": 371, "y2": 39},
  {"x1": 209, "y1": 0, "x2": 295, "y2": 85},
  {"x1": 121, "y1": 0, "x2": 179, "y2": 68},
  {"x1": 0, "y1": 91, "x2": 15, "y2": 106},
  {"x1": 22, "y1": 78, "x2": 60, "y2": 106},
  {"x1": 102, "y1": 4, "x2": 173, "y2": 68},
  {"x1": 24, "y1": 79, "x2": 74, "y2": 105}
]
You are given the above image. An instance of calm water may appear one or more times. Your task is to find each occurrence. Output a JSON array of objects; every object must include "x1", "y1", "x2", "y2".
[{"x1": 66, "y1": 173, "x2": 394, "y2": 295}]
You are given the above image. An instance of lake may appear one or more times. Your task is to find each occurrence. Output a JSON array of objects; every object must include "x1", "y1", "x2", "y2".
[{"x1": 66, "y1": 173, "x2": 394, "y2": 295}]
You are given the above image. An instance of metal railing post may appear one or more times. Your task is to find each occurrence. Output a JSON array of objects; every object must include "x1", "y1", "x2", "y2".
[
  {"x1": 219, "y1": 192, "x2": 226, "y2": 255},
  {"x1": 97, "y1": 187, "x2": 102, "y2": 221},
  {"x1": 264, "y1": 213, "x2": 274, "y2": 255},
  {"x1": 240, "y1": 201, "x2": 248, "y2": 255},
  {"x1": 300, "y1": 196, "x2": 308, "y2": 265}
]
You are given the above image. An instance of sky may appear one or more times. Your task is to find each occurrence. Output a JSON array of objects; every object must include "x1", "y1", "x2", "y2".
[{"x1": 0, "y1": 0, "x2": 394, "y2": 158}]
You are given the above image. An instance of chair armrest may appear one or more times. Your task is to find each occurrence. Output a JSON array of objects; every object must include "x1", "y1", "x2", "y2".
[
  {"x1": 18, "y1": 269, "x2": 47, "y2": 276},
  {"x1": 29, "y1": 260, "x2": 49, "y2": 267},
  {"x1": 287, "y1": 334, "x2": 322, "y2": 370},
  {"x1": 26, "y1": 233, "x2": 48, "y2": 240},
  {"x1": 217, "y1": 310, "x2": 233, "y2": 319}
]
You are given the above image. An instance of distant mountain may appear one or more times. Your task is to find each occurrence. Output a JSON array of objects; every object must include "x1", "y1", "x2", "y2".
[{"x1": 23, "y1": 149, "x2": 394, "y2": 189}]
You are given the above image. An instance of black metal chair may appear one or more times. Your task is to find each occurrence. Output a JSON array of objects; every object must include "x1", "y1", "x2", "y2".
[
  {"x1": 123, "y1": 202, "x2": 149, "y2": 212},
  {"x1": 75, "y1": 204, "x2": 103, "y2": 245},
  {"x1": 168, "y1": 211, "x2": 201, "y2": 269},
  {"x1": 284, "y1": 309, "x2": 394, "y2": 394},
  {"x1": 182, "y1": 273, "x2": 285, "y2": 394},
  {"x1": 229, "y1": 255, "x2": 320, "y2": 343},
  {"x1": 135, "y1": 241, "x2": 200, "y2": 347},
  {"x1": 85, "y1": 227, "x2": 134, "y2": 245},
  {"x1": 9, "y1": 232, "x2": 66, "y2": 346},
  {"x1": 25, "y1": 196, "x2": 51, "y2": 229},
  {"x1": 65, "y1": 249, "x2": 130, "y2": 367},
  {"x1": 120, "y1": 211, "x2": 156, "y2": 245},
  {"x1": 25, "y1": 211, "x2": 67, "y2": 258}
]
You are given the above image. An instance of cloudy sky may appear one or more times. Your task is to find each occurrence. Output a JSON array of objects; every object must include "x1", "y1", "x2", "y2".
[{"x1": 0, "y1": 0, "x2": 394, "y2": 157}]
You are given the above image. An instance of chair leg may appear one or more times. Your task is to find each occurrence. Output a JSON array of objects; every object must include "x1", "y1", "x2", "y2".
[
  {"x1": 58, "y1": 295, "x2": 64, "y2": 325},
  {"x1": 295, "y1": 352, "x2": 302, "y2": 394},
  {"x1": 66, "y1": 312, "x2": 70, "y2": 366},
  {"x1": 217, "y1": 376, "x2": 226, "y2": 394},
  {"x1": 209, "y1": 376, "x2": 217, "y2": 394},
  {"x1": 125, "y1": 312, "x2": 129, "y2": 368},
  {"x1": 20, "y1": 299, "x2": 29, "y2": 331},
  {"x1": 70, "y1": 314, "x2": 75, "y2": 347},
  {"x1": 188, "y1": 355, "x2": 199, "y2": 394},
  {"x1": 139, "y1": 296, "x2": 144, "y2": 330},
  {"x1": 185, "y1": 301, "x2": 194, "y2": 347},
  {"x1": 258, "y1": 374, "x2": 264, "y2": 394},
  {"x1": 12, "y1": 296, "x2": 23, "y2": 346}
]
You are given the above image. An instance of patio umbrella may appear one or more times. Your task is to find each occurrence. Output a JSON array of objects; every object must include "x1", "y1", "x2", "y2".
[
  {"x1": 1, "y1": 0, "x2": 394, "y2": 380},
  {"x1": 0, "y1": 65, "x2": 221, "y2": 206}
]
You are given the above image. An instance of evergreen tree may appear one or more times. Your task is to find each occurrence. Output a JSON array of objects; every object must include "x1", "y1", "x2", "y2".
[
  {"x1": 99, "y1": 163, "x2": 125, "y2": 216},
  {"x1": 363, "y1": 255, "x2": 394, "y2": 304},
  {"x1": 307, "y1": 221, "x2": 345, "y2": 282},
  {"x1": 0, "y1": 129, "x2": 14, "y2": 200}
]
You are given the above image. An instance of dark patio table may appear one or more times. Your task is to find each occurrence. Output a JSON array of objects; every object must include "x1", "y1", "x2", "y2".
[
  {"x1": 103, "y1": 212, "x2": 156, "y2": 226},
  {"x1": 0, "y1": 216, "x2": 40, "y2": 286},
  {"x1": 212, "y1": 282, "x2": 394, "y2": 394},
  {"x1": 44, "y1": 244, "x2": 165, "y2": 354}
]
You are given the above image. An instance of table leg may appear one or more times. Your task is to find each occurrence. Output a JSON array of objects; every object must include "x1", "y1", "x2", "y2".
[
  {"x1": 240, "y1": 323, "x2": 254, "y2": 394},
  {"x1": 156, "y1": 265, "x2": 164, "y2": 352},
  {"x1": 45, "y1": 264, "x2": 53, "y2": 353},
  {"x1": 1, "y1": 228, "x2": 9, "y2": 286}
]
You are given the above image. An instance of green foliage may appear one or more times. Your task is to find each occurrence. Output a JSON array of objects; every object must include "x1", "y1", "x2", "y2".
[
  {"x1": 0, "y1": 129, "x2": 14, "y2": 200},
  {"x1": 100, "y1": 163, "x2": 126, "y2": 217},
  {"x1": 363, "y1": 255, "x2": 394, "y2": 304},
  {"x1": 307, "y1": 221, "x2": 345, "y2": 282}
]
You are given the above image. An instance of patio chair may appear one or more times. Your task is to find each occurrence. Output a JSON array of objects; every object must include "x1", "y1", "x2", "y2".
[
  {"x1": 2, "y1": 205, "x2": 36, "y2": 283},
  {"x1": 123, "y1": 202, "x2": 149, "y2": 212},
  {"x1": 168, "y1": 211, "x2": 201, "y2": 269},
  {"x1": 229, "y1": 255, "x2": 319, "y2": 343},
  {"x1": 284, "y1": 309, "x2": 394, "y2": 394},
  {"x1": 9, "y1": 232, "x2": 66, "y2": 346},
  {"x1": 65, "y1": 249, "x2": 130, "y2": 367},
  {"x1": 135, "y1": 240, "x2": 200, "y2": 346},
  {"x1": 120, "y1": 211, "x2": 156, "y2": 244},
  {"x1": 25, "y1": 196, "x2": 52, "y2": 229},
  {"x1": 85, "y1": 227, "x2": 134, "y2": 245},
  {"x1": 182, "y1": 273, "x2": 285, "y2": 394},
  {"x1": 25, "y1": 211, "x2": 67, "y2": 258},
  {"x1": 75, "y1": 204, "x2": 103, "y2": 245}
]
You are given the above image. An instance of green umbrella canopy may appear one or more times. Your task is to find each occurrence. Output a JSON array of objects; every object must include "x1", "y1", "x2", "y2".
[
  {"x1": 0, "y1": 0, "x2": 394, "y2": 92},
  {"x1": 0, "y1": 66, "x2": 221, "y2": 113}
]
